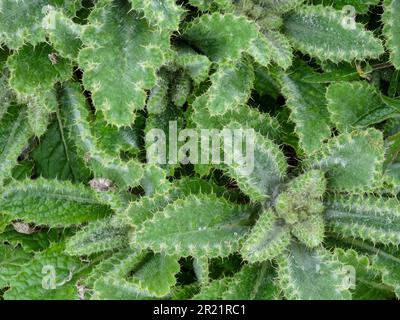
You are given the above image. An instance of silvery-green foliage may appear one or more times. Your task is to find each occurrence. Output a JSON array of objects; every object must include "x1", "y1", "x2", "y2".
[{"x1": 0, "y1": 0, "x2": 399, "y2": 301}]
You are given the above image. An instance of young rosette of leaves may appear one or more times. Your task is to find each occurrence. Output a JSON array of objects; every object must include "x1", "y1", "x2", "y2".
[
  {"x1": 325, "y1": 195, "x2": 400, "y2": 246},
  {"x1": 305, "y1": 129, "x2": 385, "y2": 193},
  {"x1": 241, "y1": 210, "x2": 292, "y2": 262},
  {"x1": 0, "y1": 178, "x2": 111, "y2": 227},
  {"x1": 383, "y1": 0, "x2": 400, "y2": 69},
  {"x1": 275, "y1": 170, "x2": 327, "y2": 224},
  {"x1": 276, "y1": 242, "x2": 352, "y2": 300},
  {"x1": 0, "y1": 0, "x2": 80, "y2": 50},
  {"x1": 283, "y1": 5, "x2": 384, "y2": 63},
  {"x1": 1, "y1": 0, "x2": 400, "y2": 302},
  {"x1": 78, "y1": 0, "x2": 170, "y2": 126},
  {"x1": 241, "y1": 170, "x2": 327, "y2": 262},
  {"x1": 131, "y1": 193, "x2": 253, "y2": 258}
]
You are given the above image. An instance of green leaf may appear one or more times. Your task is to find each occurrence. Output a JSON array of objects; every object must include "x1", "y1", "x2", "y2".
[
  {"x1": 0, "y1": 227, "x2": 60, "y2": 252},
  {"x1": 183, "y1": 13, "x2": 259, "y2": 63},
  {"x1": 0, "y1": 104, "x2": 32, "y2": 186},
  {"x1": 383, "y1": 0, "x2": 400, "y2": 70},
  {"x1": 7, "y1": 42, "x2": 72, "y2": 136},
  {"x1": 82, "y1": 249, "x2": 132, "y2": 290},
  {"x1": 3, "y1": 243, "x2": 82, "y2": 300},
  {"x1": 7, "y1": 43, "x2": 71, "y2": 95},
  {"x1": 132, "y1": 194, "x2": 252, "y2": 258},
  {"x1": 0, "y1": 178, "x2": 111, "y2": 227},
  {"x1": 128, "y1": 0, "x2": 183, "y2": 31},
  {"x1": 283, "y1": 5, "x2": 384, "y2": 63},
  {"x1": 42, "y1": 8, "x2": 83, "y2": 61},
  {"x1": 193, "y1": 257, "x2": 210, "y2": 284},
  {"x1": 326, "y1": 81, "x2": 389, "y2": 131},
  {"x1": 141, "y1": 165, "x2": 171, "y2": 196},
  {"x1": 222, "y1": 263, "x2": 280, "y2": 300},
  {"x1": 381, "y1": 95, "x2": 400, "y2": 113},
  {"x1": 11, "y1": 159, "x2": 34, "y2": 181},
  {"x1": 91, "y1": 112, "x2": 141, "y2": 156},
  {"x1": 259, "y1": 0, "x2": 305, "y2": 14},
  {"x1": 259, "y1": 31, "x2": 293, "y2": 70},
  {"x1": 187, "y1": 0, "x2": 233, "y2": 11},
  {"x1": 59, "y1": 83, "x2": 144, "y2": 188},
  {"x1": 224, "y1": 129, "x2": 288, "y2": 201},
  {"x1": 306, "y1": 129, "x2": 385, "y2": 192},
  {"x1": 171, "y1": 284, "x2": 200, "y2": 300},
  {"x1": 0, "y1": 0, "x2": 80, "y2": 49},
  {"x1": 279, "y1": 69, "x2": 332, "y2": 154},
  {"x1": 171, "y1": 72, "x2": 192, "y2": 108},
  {"x1": 241, "y1": 210, "x2": 291, "y2": 262},
  {"x1": 132, "y1": 253, "x2": 180, "y2": 297},
  {"x1": 325, "y1": 195, "x2": 400, "y2": 246},
  {"x1": 370, "y1": 245, "x2": 400, "y2": 298},
  {"x1": 78, "y1": 0, "x2": 170, "y2": 126},
  {"x1": 92, "y1": 276, "x2": 153, "y2": 300},
  {"x1": 24, "y1": 90, "x2": 58, "y2": 137},
  {"x1": 276, "y1": 242, "x2": 352, "y2": 300},
  {"x1": 192, "y1": 278, "x2": 231, "y2": 300},
  {"x1": 146, "y1": 71, "x2": 170, "y2": 115},
  {"x1": 335, "y1": 248, "x2": 394, "y2": 300},
  {"x1": 338, "y1": 239, "x2": 400, "y2": 299},
  {"x1": 190, "y1": 95, "x2": 281, "y2": 140},
  {"x1": 121, "y1": 177, "x2": 228, "y2": 226},
  {"x1": 65, "y1": 217, "x2": 130, "y2": 256},
  {"x1": 302, "y1": 66, "x2": 360, "y2": 83},
  {"x1": 33, "y1": 117, "x2": 90, "y2": 182},
  {"x1": 383, "y1": 162, "x2": 400, "y2": 194},
  {"x1": 174, "y1": 46, "x2": 211, "y2": 85},
  {"x1": 92, "y1": 250, "x2": 154, "y2": 300},
  {"x1": 205, "y1": 58, "x2": 254, "y2": 116},
  {"x1": 312, "y1": 0, "x2": 380, "y2": 14},
  {"x1": 0, "y1": 67, "x2": 15, "y2": 120},
  {"x1": 0, "y1": 244, "x2": 33, "y2": 288}
]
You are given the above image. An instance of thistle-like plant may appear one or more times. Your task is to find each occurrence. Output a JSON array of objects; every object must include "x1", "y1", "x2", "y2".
[{"x1": 0, "y1": 0, "x2": 400, "y2": 301}]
